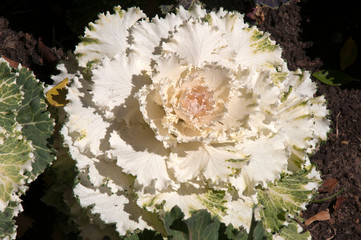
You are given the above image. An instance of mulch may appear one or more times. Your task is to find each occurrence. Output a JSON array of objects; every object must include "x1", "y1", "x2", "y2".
[{"x1": 0, "y1": 0, "x2": 360, "y2": 239}]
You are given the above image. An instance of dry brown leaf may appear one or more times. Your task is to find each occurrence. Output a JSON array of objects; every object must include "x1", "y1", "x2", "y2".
[
  {"x1": 38, "y1": 37, "x2": 58, "y2": 63},
  {"x1": 333, "y1": 196, "x2": 346, "y2": 211},
  {"x1": 2, "y1": 55, "x2": 20, "y2": 68},
  {"x1": 319, "y1": 178, "x2": 338, "y2": 193},
  {"x1": 304, "y1": 210, "x2": 331, "y2": 226}
]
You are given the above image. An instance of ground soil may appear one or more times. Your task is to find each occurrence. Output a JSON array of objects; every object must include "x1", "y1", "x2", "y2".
[{"x1": 0, "y1": 0, "x2": 360, "y2": 239}]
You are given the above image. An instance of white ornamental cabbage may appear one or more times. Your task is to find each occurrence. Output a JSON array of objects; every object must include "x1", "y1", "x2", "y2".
[{"x1": 57, "y1": 4, "x2": 330, "y2": 237}]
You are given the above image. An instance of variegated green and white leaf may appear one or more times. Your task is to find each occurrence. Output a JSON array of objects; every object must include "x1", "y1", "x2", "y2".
[
  {"x1": 258, "y1": 168, "x2": 321, "y2": 233},
  {"x1": 0, "y1": 58, "x2": 55, "y2": 239},
  {"x1": 15, "y1": 67, "x2": 55, "y2": 179}
]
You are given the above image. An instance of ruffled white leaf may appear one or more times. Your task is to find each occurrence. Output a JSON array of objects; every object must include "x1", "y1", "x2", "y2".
[
  {"x1": 74, "y1": 184, "x2": 150, "y2": 236},
  {"x1": 130, "y1": 14, "x2": 183, "y2": 72},
  {"x1": 138, "y1": 185, "x2": 232, "y2": 218},
  {"x1": 207, "y1": 11, "x2": 283, "y2": 69},
  {"x1": 176, "y1": 4, "x2": 207, "y2": 20},
  {"x1": 152, "y1": 53, "x2": 189, "y2": 85},
  {"x1": 139, "y1": 186, "x2": 254, "y2": 230},
  {"x1": 232, "y1": 136, "x2": 288, "y2": 195},
  {"x1": 222, "y1": 197, "x2": 255, "y2": 232},
  {"x1": 138, "y1": 190, "x2": 205, "y2": 219},
  {"x1": 108, "y1": 130, "x2": 171, "y2": 191},
  {"x1": 168, "y1": 143, "x2": 246, "y2": 183},
  {"x1": 91, "y1": 54, "x2": 146, "y2": 111},
  {"x1": 162, "y1": 20, "x2": 229, "y2": 67},
  {"x1": 46, "y1": 63, "x2": 76, "y2": 92},
  {"x1": 276, "y1": 70, "x2": 330, "y2": 152},
  {"x1": 75, "y1": 6, "x2": 146, "y2": 68},
  {"x1": 61, "y1": 126, "x2": 106, "y2": 188},
  {"x1": 64, "y1": 78, "x2": 109, "y2": 156}
]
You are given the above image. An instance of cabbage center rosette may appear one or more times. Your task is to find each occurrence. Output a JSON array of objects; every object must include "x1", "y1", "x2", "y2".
[{"x1": 58, "y1": 5, "x2": 330, "y2": 236}]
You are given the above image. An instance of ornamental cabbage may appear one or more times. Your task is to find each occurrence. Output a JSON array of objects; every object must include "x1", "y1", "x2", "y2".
[{"x1": 55, "y1": 4, "x2": 330, "y2": 238}]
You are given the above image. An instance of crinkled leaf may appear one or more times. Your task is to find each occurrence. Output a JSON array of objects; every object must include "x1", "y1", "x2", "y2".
[
  {"x1": 15, "y1": 67, "x2": 55, "y2": 178},
  {"x1": 258, "y1": 169, "x2": 319, "y2": 232},
  {"x1": 312, "y1": 69, "x2": 359, "y2": 86},
  {"x1": 340, "y1": 37, "x2": 358, "y2": 70}
]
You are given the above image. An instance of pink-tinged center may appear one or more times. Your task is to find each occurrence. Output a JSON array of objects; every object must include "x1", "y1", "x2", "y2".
[{"x1": 179, "y1": 86, "x2": 215, "y2": 120}]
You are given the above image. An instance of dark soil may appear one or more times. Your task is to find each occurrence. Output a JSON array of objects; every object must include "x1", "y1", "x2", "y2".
[{"x1": 0, "y1": 0, "x2": 360, "y2": 239}]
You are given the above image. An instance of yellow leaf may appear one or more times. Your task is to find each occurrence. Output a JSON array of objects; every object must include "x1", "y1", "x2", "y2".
[
  {"x1": 46, "y1": 78, "x2": 69, "y2": 106},
  {"x1": 340, "y1": 37, "x2": 358, "y2": 70}
]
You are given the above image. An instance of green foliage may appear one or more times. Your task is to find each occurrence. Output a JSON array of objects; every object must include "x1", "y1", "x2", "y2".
[
  {"x1": 15, "y1": 67, "x2": 55, "y2": 178},
  {"x1": 312, "y1": 69, "x2": 360, "y2": 86},
  {"x1": 313, "y1": 35, "x2": 359, "y2": 86}
]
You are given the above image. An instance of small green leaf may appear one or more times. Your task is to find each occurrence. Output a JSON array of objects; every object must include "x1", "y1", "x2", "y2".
[
  {"x1": 223, "y1": 224, "x2": 248, "y2": 240},
  {"x1": 164, "y1": 206, "x2": 188, "y2": 240},
  {"x1": 252, "y1": 221, "x2": 266, "y2": 240},
  {"x1": 312, "y1": 69, "x2": 359, "y2": 86},
  {"x1": 186, "y1": 210, "x2": 220, "y2": 240},
  {"x1": 340, "y1": 37, "x2": 358, "y2": 70}
]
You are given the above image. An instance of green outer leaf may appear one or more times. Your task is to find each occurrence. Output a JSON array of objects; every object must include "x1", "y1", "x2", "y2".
[
  {"x1": 223, "y1": 224, "x2": 248, "y2": 240},
  {"x1": 185, "y1": 209, "x2": 220, "y2": 240},
  {"x1": 15, "y1": 67, "x2": 55, "y2": 179},
  {"x1": 312, "y1": 69, "x2": 359, "y2": 86},
  {"x1": 257, "y1": 169, "x2": 319, "y2": 233},
  {"x1": 164, "y1": 206, "x2": 188, "y2": 240},
  {"x1": 0, "y1": 62, "x2": 22, "y2": 132}
]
